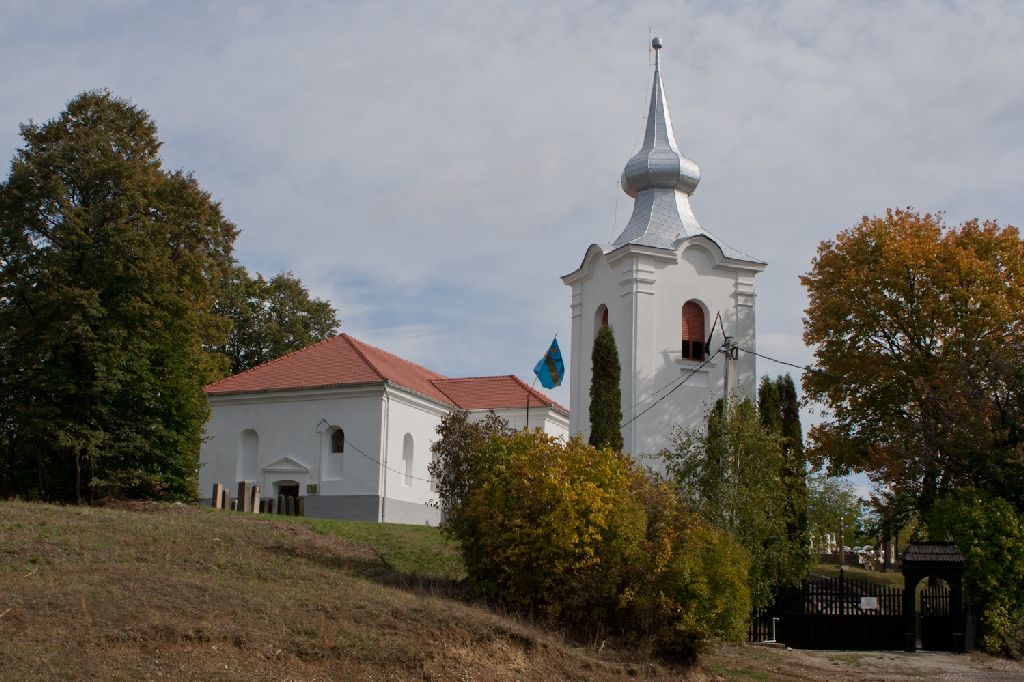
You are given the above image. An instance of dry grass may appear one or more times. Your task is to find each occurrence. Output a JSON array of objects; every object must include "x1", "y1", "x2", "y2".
[
  {"x1": 0, "y1": 500, "x2": 700, "y2": 681},
  {"x1": 5, "y1": 502, "x2": 1019, "y2": 681}
]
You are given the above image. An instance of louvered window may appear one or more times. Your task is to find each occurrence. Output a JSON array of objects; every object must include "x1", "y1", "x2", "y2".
[{"x1": 681, "y1": 301, "x2": 706, "y2": 361}]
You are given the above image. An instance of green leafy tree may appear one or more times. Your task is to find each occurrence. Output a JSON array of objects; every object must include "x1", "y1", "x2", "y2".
[
  {"x1": 758, "y1": 374, "x2": 810, "y2": 563},
  {"x1": 213, "y1": 265, "x2": 339, "y2": 374},
  {"x1": 928, "y1": 491, "x2": 1024, "y2": 657},
  {"x1": 666, "y1": 400, "x2": 807, "y2": 607},
  {"x1": 0, "y1": 90, "x2": 236, "y2": 502},
  {"x1": 589, "y1": 325, "x2": 623, "y2": 450},
  {"x1": 806, "y1": 474, "x2": 861, "y2": 556},
  {"x1": 802, "y1": 209, "x2": 1024, "y2": 517}
]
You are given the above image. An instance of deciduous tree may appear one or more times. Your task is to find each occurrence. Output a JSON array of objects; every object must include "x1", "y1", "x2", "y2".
[
  {"x1": 213, "y1": 266, "x2": 338, "y2": 374},
  {"x1": 802, "y1": 209, "x2": 1024, "y2": 516},
  {"x1": 0, "y1": 91, "x2": 236, "y2": 501}
]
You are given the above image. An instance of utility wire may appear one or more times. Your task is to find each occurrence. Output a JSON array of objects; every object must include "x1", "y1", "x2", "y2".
[
  {"x1": 343, "y1": 434, "x2": 434, "y2": 484},
  {"x1": 621, "y1": 349, "x2": 721, "y2": 430},
  {"x1": 736, "y1": 346, "x2": 835, "y2": 379},
  {"x1": 623, "y1": 313, "x2": 727, "y2": 418}
]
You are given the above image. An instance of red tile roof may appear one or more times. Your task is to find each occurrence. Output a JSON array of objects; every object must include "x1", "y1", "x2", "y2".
[
  {"x1": 204, "y1": 334, "x2": 567, "y2": 415},
  {"x1": 204, "y1": 334, "x2": 451, "y2": 404},
  {"x1": 433, "y1": 375, "x2": 567, "y2": 414}
]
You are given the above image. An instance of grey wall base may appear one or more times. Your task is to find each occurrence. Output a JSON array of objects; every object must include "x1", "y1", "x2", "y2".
[{"x1": 303, "y1": 495, "x2": 380, "y2": 522}]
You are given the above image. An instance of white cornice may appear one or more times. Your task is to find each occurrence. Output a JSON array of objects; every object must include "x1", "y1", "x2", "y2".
[{"x1": 207, "y1": 383, "x2": 386, "y2": 405}]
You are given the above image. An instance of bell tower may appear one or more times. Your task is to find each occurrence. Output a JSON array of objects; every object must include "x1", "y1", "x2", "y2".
[{"x1": 561, "y1": 38, "x2": 766, "y2": 463}]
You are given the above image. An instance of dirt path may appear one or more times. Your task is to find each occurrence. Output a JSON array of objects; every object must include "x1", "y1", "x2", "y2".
[{"x1": 708, "y1": 644, "x2": 1024, "y2": 681}]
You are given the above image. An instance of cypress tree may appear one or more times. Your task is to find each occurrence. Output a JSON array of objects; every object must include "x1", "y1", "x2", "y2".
[
  {"x1": 758, "y1": 374, "x2": 810, "y2": 563},
  {"x1": 589, "y1": 325, "x2": 624, "y2": 451},
  {"x1": 777, "y1": 374, "x2": 809, "y2": 538}
]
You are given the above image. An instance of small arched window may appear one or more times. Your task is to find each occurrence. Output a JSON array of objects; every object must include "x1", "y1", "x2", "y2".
[
  {"x1": 681, "y1": 301, "x2": 706, "y2": 361},
  {"x1": 402, "y1": 434, "x2": 414, "y2": 487},
  {"x1": 594, "y1": 304, "x2": 609, "y2": 335},
  {"x1": 331, "y1": 428, "x2": 345, "y2": 454}
]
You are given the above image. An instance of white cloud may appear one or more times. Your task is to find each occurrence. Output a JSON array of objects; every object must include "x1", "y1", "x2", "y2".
[{"x1": 2, "y1": 0, "x2": 1022, "y2": 421}]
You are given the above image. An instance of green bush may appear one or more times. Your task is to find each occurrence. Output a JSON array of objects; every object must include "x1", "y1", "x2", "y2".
[
  {"x1": 928, "y1": 491, "x2": 1024, "y2": 658},
  {"x1": 435, "y1": 424, "x2": 750, "y2": 660},
  {"x1": 620, "y1": 476, "x2": 751, "y2": 659}
]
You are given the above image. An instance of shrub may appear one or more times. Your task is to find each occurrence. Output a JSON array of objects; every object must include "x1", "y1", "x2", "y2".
[
  {"x1": 928, "y1": 490, "x2": 1024, "y2": 658},
  {"x1": 436, "y1": 425, "x2": 750, "y2": 660},
  {"x1": 621, "y1": 474, "x2": 751, "y2": 660},
  {"x1": 428, "y1": 409, "x2": 512, "y2": 531}
]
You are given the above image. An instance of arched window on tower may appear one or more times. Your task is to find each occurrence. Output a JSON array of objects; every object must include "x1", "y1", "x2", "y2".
[
  {"x1": 594, "y1": 304, "x2": 609, "y2": 336},
  {"x1": 681, "y1": 300, "x2": 706, "y2": 361},
  {"x1": 331, "y1": 428, "x2": 345, "y2": 454}
]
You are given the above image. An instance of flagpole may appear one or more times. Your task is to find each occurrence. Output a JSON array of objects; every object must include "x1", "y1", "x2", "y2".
[
  {"x1": 526, "y1": 375, "x2": 539, "y2": 431},
  {"x1": 530, "y1": 335, "x2": 562, "y2": 433}
]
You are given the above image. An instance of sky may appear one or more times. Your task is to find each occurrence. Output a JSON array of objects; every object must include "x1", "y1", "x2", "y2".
[{"x1": 2, "y1": 1, "x2": 1022, "y2": 497}]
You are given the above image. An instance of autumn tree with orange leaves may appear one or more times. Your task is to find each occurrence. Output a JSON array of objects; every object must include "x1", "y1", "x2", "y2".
[{"x1": 802, "y1": 209, "x2": 1024, "y2": 519}]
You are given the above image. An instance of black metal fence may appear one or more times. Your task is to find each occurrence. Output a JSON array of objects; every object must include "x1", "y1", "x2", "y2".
[{"x1": 750, "y1": 573, "x2": 905, "y2": 650}]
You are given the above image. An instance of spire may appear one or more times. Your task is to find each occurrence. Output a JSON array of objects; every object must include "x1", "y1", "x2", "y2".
[
  {"x1": 613, "y1": 37, "x2": 708, "y2": 250},
  {"x1": 620, "y1": 37, "x2": 700, "y2": 199}
]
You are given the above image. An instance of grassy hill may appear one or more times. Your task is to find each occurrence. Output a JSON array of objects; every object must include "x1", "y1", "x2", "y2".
[
  {"x1": 0, "y1": 501, "x2": 694, "y2": 681},
  {"x1": 5, "y1": 502, "x2": 1019, "y2": 681}
]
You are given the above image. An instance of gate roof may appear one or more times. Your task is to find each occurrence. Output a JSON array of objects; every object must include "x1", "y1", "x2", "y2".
[{"x1": 901, "y1": 542, "x2": 965, "y2": 567}]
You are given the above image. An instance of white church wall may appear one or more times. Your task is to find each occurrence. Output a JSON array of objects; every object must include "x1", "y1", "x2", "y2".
[
  {"x1": 631, "y1": 242, "x2": 759, "y2": 464},
  {"x1": 377, "y1": 388, "x2": 446, "y2": 525},
  {"x1": 565, "y1": 248, "x2": 636, "y2": 443},
  {"x1": 479, "y1": 407, "x2": 570, "y2": 439},
  {"x1": 564, "y1": 242, "x2": 760, "y2": 470},
  {"x1": 200, "y1": 386, "x2": 385, "y2": 516}
]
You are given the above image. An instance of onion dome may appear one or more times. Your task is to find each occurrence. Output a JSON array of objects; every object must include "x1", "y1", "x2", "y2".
[{"x1": 620, "y1": 39, "x2": 701, "y2": 199}]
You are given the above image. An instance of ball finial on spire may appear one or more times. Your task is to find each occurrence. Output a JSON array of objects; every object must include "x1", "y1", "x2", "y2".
[{"x1": 651, "y1": 36, "x2": 663, "y2": 50}]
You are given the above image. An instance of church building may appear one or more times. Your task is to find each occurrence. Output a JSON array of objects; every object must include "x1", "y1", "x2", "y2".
[
  {"x1": 562, "y1": 38, "x2": 765, "y2": 465},
  {"x1": 198, "y1": 38, "x2": 762, "y2": 523},
  {"x1": 199, "y1": 334, "x2": 568, "y2": 524}
]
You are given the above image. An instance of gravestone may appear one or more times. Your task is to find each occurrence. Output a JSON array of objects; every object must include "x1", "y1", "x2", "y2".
[
  {"x1": 286, "y1": 496, "x2": 295, "y2": 516},
  {"x1": 221, "y1": 489, "x2": 230, "y2": 510},
  {"x1": 297, "y1": 496, "x2": 305, "y2": 517},
  {"x1": 237, "y1": 481, "x2": 252, "y2": 513},
  {"x1": 212, "y1": 483, "x2": 224, "y2": 509},
  {"x1": 230, "y1": 499, "x2": 239, "y2": 511},
  {"x1": 277, "y1": 495, "x2": 285, "y2": 515},
  {"x1": 251, "y1": 485, "x2": 261, "y2": 514}
]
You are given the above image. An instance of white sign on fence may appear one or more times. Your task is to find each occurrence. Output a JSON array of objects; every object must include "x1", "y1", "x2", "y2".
[{"x1": 860, "y1": 596, "x2": 879, "y2": 610}]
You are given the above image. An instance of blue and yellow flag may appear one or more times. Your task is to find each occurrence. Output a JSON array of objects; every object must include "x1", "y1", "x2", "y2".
[{"x1": 533, "y1": 338, "x2": 564, "y2": 389}]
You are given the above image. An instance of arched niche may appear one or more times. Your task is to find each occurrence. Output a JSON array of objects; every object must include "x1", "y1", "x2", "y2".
[{"x1": 238, "y1": 429, "x2": 258, "y2": 482}]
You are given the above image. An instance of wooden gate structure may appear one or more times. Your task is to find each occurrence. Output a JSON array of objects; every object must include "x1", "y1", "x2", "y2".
[
  {"x1": 901, "y1": 542, "x2": 966, "y2": 653},
  {"x1": 749, "y1": 542, "x2": 967, "y2": 652}
]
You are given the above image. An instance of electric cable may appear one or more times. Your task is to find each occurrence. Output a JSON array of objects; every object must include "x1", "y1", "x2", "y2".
[{"x1": 621, "y1": 349, "x2": 721, "y2": 429}]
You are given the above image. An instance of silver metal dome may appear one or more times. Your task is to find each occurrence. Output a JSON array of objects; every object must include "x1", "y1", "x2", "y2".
[{"x1": 620, "y1": 48, "x2": 700, "y2": 199}]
